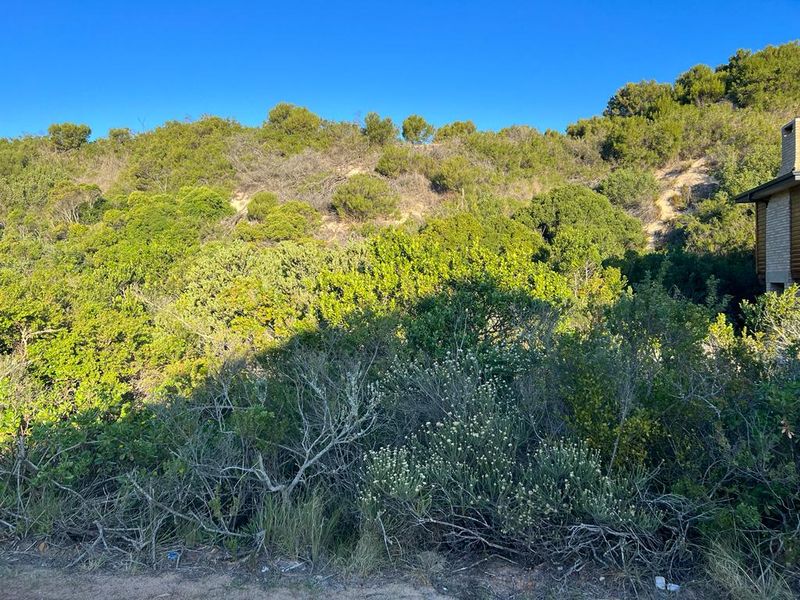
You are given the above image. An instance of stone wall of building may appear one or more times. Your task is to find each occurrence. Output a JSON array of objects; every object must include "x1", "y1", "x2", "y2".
[{"x1": 766, "y1": 190, "x2": 792, "y2": 289}]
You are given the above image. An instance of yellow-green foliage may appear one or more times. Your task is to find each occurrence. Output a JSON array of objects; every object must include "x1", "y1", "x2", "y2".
[
  {"x1": 47, "y1": 122, "x2": 91, "y2": 152},
  {"x1": 237, "y1": 198, "x2": 321, "y2": 242},
  {"x1": 116, "y1": 116, "x2": 243, "y2": 193},
  {"x1": 2, "y1": 41, "x2": 800, "y2": 586},
  {"x1": 433, "y1": 120, "x2": 477, "y2": 142},
  {"x1": 401, "y1": 114, "x2": 434, "y2": 144},
  {"x1": 261, "y1": 102, "x2": 337, "y2": 154}
]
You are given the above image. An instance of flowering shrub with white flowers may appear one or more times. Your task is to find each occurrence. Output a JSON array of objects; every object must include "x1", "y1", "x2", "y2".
[
  {"x1": 362, "y1": 356, "x2": 662, "y2": 566},
  {"x1": 504, "y1": 439, "x2": 662, "y2": 564}
]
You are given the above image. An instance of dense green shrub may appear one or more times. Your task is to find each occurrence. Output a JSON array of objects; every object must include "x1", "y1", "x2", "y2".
[
  {"x1": 177, "y1": 186, "x2": 233, "y2": 220},
  {"x1": 429, "y1": 156, "x2": 486, "y2": 194},
  {"x1": 262, "y1": 103, "x2": 330, "y2": 154},
  {"x1": 375, "y1": 145, "x2": 414, "y2": 177},
  {"x1": 362, "y1": 112, "x2": 397, "y2": 145},
  {"x1": 401, "y1": 114, "x2": 434, "y2": 144},
  {"x1": 724, "y1": 42, "x2": 800, "y2": 108},
  {"x1": 266, "y1": 102, "x2": 323, "y2": 134},
  {"x1": 108, "y1": 127, "x2": 132, "y2": 144},
  {"x1": 374, "y1": 146, "x2": 434, "y2": 178},
  {"x1": 598, "y1": 166, "x2": 659, "y2": 218},
  {"x1": 237, "y1": 200, "x2": 320, "y2": 241},
  {"x1": 715, "y1": 142, "x2": 779, "y2": 197},
  {"x1": 673, "y1": 193, "x2": 754, "y2": 255},
  {"x1": 604, "y1": 80, "x2": 675, "y2": 118},
  {"x1": 603, "y1": 115, "x2": 683, "y2": 166},
  {"x1": 433, "y1": 120, "x2": 476, "y2": 142},
  {"x1": 675, "y1": 64, "x2": 726, "y2": 106},
  {"x1": 331, "y1": 174, "x2": 397, "y2": 220},
  {"x1": 517, "y1": 185, "x2": 647, "y2": 263},
  {"x1": 118, "y1": 117, "x2": 242, "y2": 192},
  {"x1": 47, "y1": 122, "x2": 91, "y2": 151},
  {"x1": 246, "y1": 191, "x2": 280, "y2": 221}
]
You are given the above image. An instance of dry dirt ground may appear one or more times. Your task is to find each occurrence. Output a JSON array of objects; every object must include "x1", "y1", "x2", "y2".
[
  {"x1": 0, "y1": 551, "x2": 716, "y2": 600},
  {"x1": 1, "y1": 566, "x2": 450, "y2": 600}
]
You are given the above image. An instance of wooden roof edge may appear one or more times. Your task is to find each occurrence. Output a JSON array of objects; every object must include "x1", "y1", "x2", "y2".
[{"x1": 733, "y1": 171, "x2": 800, "y2": 203}]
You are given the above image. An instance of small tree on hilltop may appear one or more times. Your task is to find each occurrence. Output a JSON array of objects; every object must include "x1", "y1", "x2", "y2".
[
  {"x1": 675, "y1": 65, "x2": 726, "y2": 106},
  {"x1": 604, "y1": 81, "x2": 675, "y2": 118},
  {"x1": 108, "y1": 127, "x2": 132, "y2": 144},
  {"x1": 48, "y1": 123, "x2": 91, "y2": 151},
  {"x1": 434, "y1": 120, "x2": 477, "y2": 142},
  {"x1": 402, "y1": 114, "x2": 434, "y2": 144},
  {"x1": 363, "y1": 112, "x2": 397, "y2": 145}
]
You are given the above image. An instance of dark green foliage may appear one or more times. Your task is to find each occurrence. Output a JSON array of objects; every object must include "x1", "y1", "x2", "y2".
[
  {"x1": 673, "y1": 193, "x2": 754, "y2": 255},
  {"x1": 375, "y1": 145, "x2": 434, "y2": 178},
  {"x1": 401, "y1": 114, "x2": 434, "y2": 144},
  {"x1": 723, "y1": 42, "x2": 800, "y2": 108},
  {"x1": 675, "y1": 64, "x2": 726, "y2": 106},
  {"x1": 266, "y1": 102, "x2": 323, "y2": 134},
  {"x1": 603, "y1": 115, "x2": 683, "y2": 166},
  {"x1": 604, "y1": 80, "x2": 675, "y2": 118},
  {"x1": 362, "y1": 112, "x2": 397, "y2": 145},
  {"x1": 715, "y1": 142, "x2": 780, "y2": 197},
  {"x1": 518, "y1": 185, "x2": 647, "y2": 262},
  {"x1": 331, "y1": 174, "x2": 398, "y2": 220},
  {"x1": 375, "y1": 146, "x2": 414, "y2": 177},
  {"x1": 47, "y1": 122, "x2": 91, "y2": 151},
  {"x1": 262, "y1": 103, "x2": 330, "y2": 154},
  {"x1": 177, "y1": 186, "x2": 233, "y2": 220}
]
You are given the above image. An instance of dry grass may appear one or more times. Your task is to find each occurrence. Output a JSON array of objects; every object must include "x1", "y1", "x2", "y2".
[
  {"x1": 706, "y1": 542, "x2": 795, "y2": 600},
  {"x1": 228, "y1": 134, "x2": 381, "y2": 211},
  {"x1": 77, "y1": 149, "x2": 129, "y2": 193}
]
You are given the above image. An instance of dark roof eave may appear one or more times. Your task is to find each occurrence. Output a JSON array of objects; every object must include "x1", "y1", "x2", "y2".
[{"x1": 733, "y1": 171, "x2": 800, "y2": 203}]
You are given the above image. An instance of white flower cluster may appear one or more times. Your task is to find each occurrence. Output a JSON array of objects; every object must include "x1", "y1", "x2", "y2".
[
  {"x1": 361, "y1": 446, "x2": 427, "y2": 513},
  {"x1": 505, "y1": 439, "x2": 652, "y2": 533}
]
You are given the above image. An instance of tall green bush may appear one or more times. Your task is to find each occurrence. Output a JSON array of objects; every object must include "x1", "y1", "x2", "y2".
[{"x1": 47, "y1": 123, "x2": 91, "y2": 151}]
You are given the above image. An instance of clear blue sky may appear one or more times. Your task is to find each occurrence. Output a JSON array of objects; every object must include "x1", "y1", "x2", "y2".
[{"x1": 1, "y1": 0, "x2": 798, "y2": 138}]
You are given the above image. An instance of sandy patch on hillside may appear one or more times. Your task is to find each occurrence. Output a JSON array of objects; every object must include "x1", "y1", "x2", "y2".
[{"x1": 646, "y1": 158, "x2": 717, "y2": 247}]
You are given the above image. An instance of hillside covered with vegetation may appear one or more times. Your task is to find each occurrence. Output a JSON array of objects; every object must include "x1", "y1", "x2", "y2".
[{"x1": 1, "y1": 41, "x2": 800, "y2": 597}]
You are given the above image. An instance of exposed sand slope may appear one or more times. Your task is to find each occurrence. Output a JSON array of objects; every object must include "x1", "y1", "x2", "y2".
[{"x1": 646, "y1": 158, "x2": 717, "y2": 247}]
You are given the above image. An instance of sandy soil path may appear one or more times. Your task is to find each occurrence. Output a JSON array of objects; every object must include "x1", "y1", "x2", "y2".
[{"x1": 1, "y1": 565, "x2": 450, "y2": 600}]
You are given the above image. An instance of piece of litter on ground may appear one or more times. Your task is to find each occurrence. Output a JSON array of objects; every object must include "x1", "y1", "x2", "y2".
[
  {"x1": 667, "y1": 583, "x2": 680, "y2": 592},
  {"x1": 655, "y1": 576, "x2": 666, "y2": 590}
]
